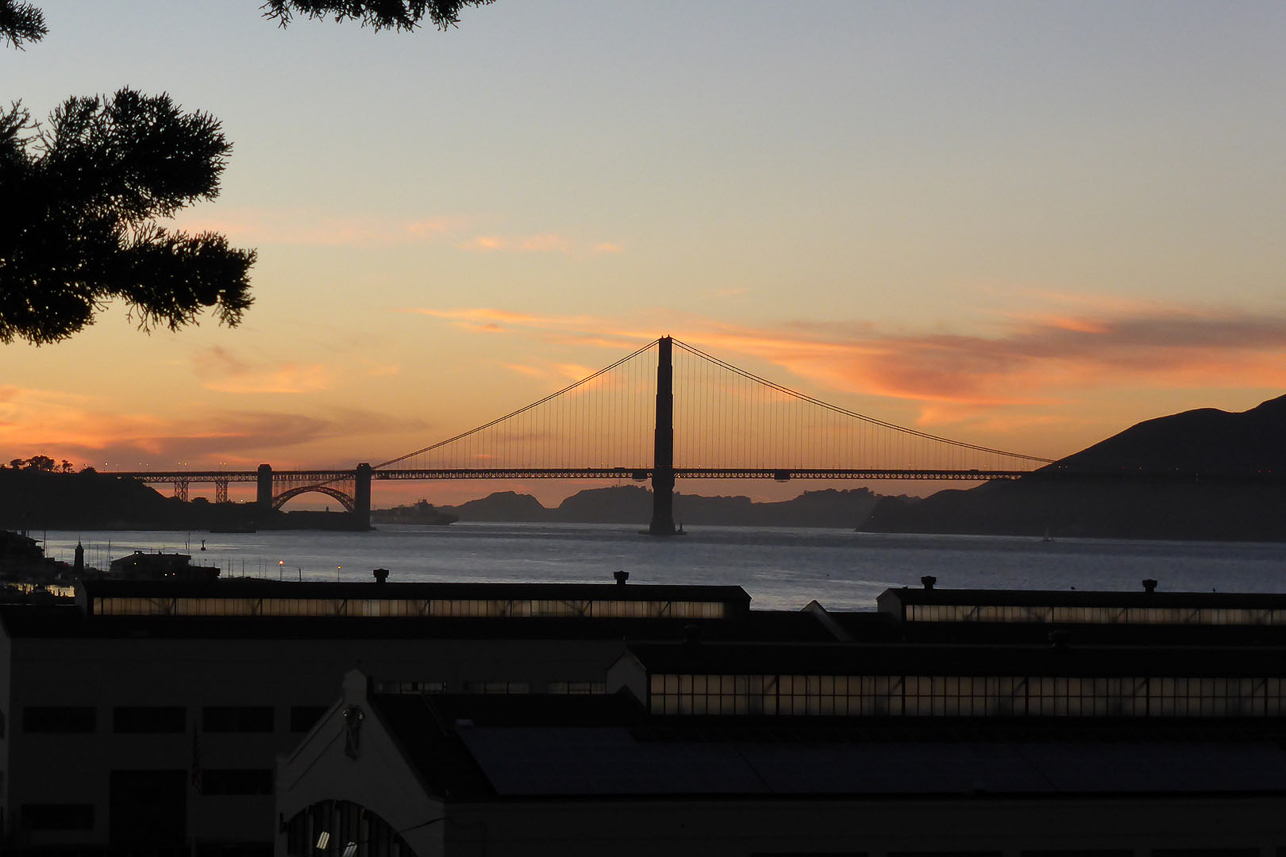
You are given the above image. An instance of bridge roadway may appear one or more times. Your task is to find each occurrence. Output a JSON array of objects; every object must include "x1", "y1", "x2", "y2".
[
  {"x1": 110, "y1": 467, "x2": 1285, "y2": 485},
  {"x1": 113, "y1": 467, "x2": 1035, "y2": 484}
]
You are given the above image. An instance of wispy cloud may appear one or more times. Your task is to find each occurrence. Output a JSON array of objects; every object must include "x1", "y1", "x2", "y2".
[
  {"x1": 459, "y1": 233, "x2": 577, "y2": 254},
  {"x1": 192, "y1": 347, "x2": 334, "y2": 394},
  {"x1": 503, "y1": 363, "x2": 548, "y2": 378},
  {"x1": 172, "y1": 207, "x2": 623, "y2": 257},
  {"x1": 399, "y1": 307, "x2": 610, "y2": 336},
  {"x1": 170, "y1": 208, "x2": 476, "y2": 249},
  {"x1": 461, "y1": 235, "x2": 505, "y2": 251}
]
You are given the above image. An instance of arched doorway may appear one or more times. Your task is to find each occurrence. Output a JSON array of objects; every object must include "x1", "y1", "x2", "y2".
[{"x1": 285, "y1": 800, "x2": 416, "y2": 857}]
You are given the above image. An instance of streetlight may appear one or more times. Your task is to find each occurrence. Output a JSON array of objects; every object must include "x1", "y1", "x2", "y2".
[{"x1": 279, "y1": 560, "x2": 284, "y2": 581}]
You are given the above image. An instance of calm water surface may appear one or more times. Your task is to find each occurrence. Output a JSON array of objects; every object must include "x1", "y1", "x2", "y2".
[{"x1": 37, "y1": 524, "x2": 1286, "y2": 611}]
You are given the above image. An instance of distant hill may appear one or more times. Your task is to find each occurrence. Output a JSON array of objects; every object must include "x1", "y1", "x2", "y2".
[
  {"x1": 446, "y1": 491, "x2": 555, "y2": 522},
  {"x1": 438, "y1": 486, "x2": 882, "y2": 528},
  {"x1": 861, "y1": 395, "x2": 1286, "y2": 541}
]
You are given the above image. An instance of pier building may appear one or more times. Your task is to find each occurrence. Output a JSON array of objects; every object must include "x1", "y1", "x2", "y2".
[{"x1": 1, "y1": 577, "x2": 1285, "y2": 855}]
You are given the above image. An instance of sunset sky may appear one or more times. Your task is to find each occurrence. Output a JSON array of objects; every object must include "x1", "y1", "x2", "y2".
[{"x1": 3, "y1": 1, "x2": 1284, "y2": 507}]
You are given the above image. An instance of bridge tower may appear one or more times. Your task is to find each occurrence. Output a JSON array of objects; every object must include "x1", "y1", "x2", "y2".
[
  {"x1": 354, "y1": 463, "x2": 372, "y2": 531},
  {"x1": 256, "y1": 464, "x2": 273, "y2": 518},
  {"x1": 648, "y1": 336, "x2": 678, "y2": 536}
]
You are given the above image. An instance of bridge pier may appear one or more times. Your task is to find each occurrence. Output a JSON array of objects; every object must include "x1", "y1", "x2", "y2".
[
  {"x1": 256, "y1": 464, "x2": 273, "y2": 519},
  {"x1": 648, "y1": 336, "x2": 679, "y2": 536},
  {"x1": 354, "y1": 463, "x2": 372, "y2": 531}
]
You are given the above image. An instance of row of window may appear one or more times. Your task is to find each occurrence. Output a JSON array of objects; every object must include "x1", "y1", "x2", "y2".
[
  {"x1": 94, "y1": 595, "x2": 726, "y2": 620},
  {"x1": 904, "y1": 603, "x2": 1286, "y2": 626},
  {"x1": 649, "y1": 673, "x2": 1286, "y2": 717},
  {"x1": 21, "y1": 705, "x2": 327, "y2": 734}
]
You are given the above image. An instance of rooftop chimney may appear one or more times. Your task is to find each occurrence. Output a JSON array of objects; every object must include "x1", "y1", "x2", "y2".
[
  {"x1": 1142, "y1": 579, "x2": 1157, "y2": 593},
  {"x1": 920, "y1": 575, "x2": 937, "y2": 590},
  {"x1": 373, "y1": 568, "x2": 389, "y2": 584},
  {"x1": 613, "y1": 570, "x2": 629, "y2": 585}
]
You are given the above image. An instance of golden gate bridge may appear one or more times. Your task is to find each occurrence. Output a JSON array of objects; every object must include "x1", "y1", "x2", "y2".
[{"x1": 111, "y1": 335, "x2": 1059, "y2": 533}]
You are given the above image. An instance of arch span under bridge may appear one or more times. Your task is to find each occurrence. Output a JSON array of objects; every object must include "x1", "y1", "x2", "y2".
[{"x1": 113, "y1": 336, "x2": 1259, "y2": 533}]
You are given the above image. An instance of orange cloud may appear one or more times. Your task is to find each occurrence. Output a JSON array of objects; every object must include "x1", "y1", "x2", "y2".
[
  {"x1": 409, "y1": 302, "x2": 1286, "y2": 436},
  {"x1": 675, "y1": 309, "x2": 1286, "y2": 411},
  {"x1": 461, "y1": 233, "x2": 575, "y2": 253},
  {"x1": 554, "y1": 363, "x2": 595, "y2": 381},
  {"x1": 0, "y1": 386, "x2": 431, "y2": 470},
  {"x1": 458, "y1": 233, "x2": 615, "y2": 255},
  {"x1": 192, "y1": 347, "x2": 333, "y2": 394},
  {"x1": 462, "y1": 235, "x2": 505, "y2": 251}
]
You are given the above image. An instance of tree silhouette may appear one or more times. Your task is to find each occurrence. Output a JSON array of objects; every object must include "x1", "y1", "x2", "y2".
[
  {"x1": 0, "y1": 1, "x2": 43, "y2": 48},
  {"x1": 0, "y1": 0, "x2": 490, "y2": 344},
  {"x1": 262, "y1": 0, "x2": 494, "y2": 31},
  {"x1": 0, "y1": 92, "x2": 255, "y2": 344},
  {"x1": 0, "y1": 1, "x2": 493, "y2": 47}
]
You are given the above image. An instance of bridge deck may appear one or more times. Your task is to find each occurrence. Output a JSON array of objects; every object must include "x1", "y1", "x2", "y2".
[{"x1": 112, "y1": 468, "x2": 1281, "y2": 484}]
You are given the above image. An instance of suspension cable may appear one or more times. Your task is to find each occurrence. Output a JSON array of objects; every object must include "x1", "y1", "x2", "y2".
[
  {"x1": 372, "y1": 338, "x2": 660, "y2": 470},
  {"x1": 671, "y1": 338, "x2": 1052, "y2": 464}
]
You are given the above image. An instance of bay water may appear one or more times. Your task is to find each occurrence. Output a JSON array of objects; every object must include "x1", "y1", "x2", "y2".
[{"x1": 33, "y1": 524, "x2": 1286, "y2": 612}]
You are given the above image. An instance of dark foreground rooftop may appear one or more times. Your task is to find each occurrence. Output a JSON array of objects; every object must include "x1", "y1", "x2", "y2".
[{"x1": 373, "y1": 692, "x2": 1286, "y2": 801}]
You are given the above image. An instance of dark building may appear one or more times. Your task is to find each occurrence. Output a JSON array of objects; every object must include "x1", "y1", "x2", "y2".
[
  {"x1": 3, "y1": 577, "x2": 1286, "y2": 855},
  {"x1": 107, "y1": 550, "x2": 221, "y2": 583}
]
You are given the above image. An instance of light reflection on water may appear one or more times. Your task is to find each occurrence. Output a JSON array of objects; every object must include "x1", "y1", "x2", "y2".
[{"x1": 35, "y1": 523, "x2": 1286, "y2": 612}]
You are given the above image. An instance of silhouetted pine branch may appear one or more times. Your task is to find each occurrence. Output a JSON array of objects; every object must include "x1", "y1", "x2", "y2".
[
  {"x1": 0, "y1": 0, "x2": 45, "y2": 48},
  {"x1": 0, "y1": 91, "x2": 255, "y2": 345},
  {"x1": 261, "y1": 0, "x2": 494, "y2": 31}
]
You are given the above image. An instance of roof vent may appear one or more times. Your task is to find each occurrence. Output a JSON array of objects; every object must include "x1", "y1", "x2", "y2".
[
  {"x1": 372, "y1": 568, "x2": 390, "y2": 584},
  {"x1": 920, "y1": 575, "x2": 937, "y2": 590},
  {"x1": 613, "y1": 570, "x2": 629, "y2": 585},
  {"x1": 1142, "y1": 579, "x2": 1158, "y2": 593}
]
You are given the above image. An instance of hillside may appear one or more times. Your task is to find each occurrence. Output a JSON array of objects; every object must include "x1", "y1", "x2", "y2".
[
  {"x1": 1055, "y1": 394, "x2": 1286, "y2": 473},
  {"x1": 0, "y1": 469, "x2": 338, "y2": 531},
  {"x1": 861, "y1": 395, "x2": 1286, "y2": 541},
  {"x1": 0, "y1": 468, "x2": 186, "y2": 530}
]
